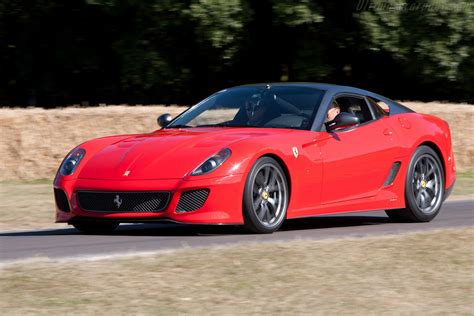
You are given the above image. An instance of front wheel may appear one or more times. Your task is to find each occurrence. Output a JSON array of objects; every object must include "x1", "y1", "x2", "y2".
[
  {"x1": 386, "y1": 146, "x2": 444, "y2": 222},
  {"x1": 71, "y1": 221, "x2": 119, "y2": 234},
  {"x1": 243, "y1": 157, "x2": 289, "y2": 233}
]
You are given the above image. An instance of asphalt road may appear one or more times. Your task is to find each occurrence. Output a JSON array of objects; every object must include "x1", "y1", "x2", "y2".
[{"x1": 1, "y1": 200, "x2": 472, "y2": 262}]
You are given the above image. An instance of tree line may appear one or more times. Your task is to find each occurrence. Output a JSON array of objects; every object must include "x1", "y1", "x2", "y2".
[{"x1": 0, "y1": 0, "x2": 472, "y2": 107}]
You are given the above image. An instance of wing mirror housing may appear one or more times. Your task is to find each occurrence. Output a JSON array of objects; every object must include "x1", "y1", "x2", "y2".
[
  {"x1": 157, "y1": 113, "x2": 172, "y2": 127},
  {"x1": 325, "y1": 112, "x2": 360, "y2": 132}
]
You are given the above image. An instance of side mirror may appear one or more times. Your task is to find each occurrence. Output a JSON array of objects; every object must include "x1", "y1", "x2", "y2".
[
  {"x1": 325, "y1": 112, "x2": 359, "y2": 132},
  {"x1": 157, "y1": 113, "x2": 172, "y2": 127}
]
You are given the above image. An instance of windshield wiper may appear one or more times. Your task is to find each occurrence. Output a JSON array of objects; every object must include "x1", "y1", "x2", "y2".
[
  {"x1": 165, "y1": 124, "x2": 193, "y2": 129},
  {"x1": 195, "y1": 123, "x2": 260, "y2": 128},
  {"x1": 226, "y1": 124, "x2": 260, "y2": 128}
]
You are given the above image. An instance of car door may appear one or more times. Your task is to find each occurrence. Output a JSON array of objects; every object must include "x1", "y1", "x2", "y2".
[{"x1": 318, "y1": 94, "x2": 399, "y2": 204}]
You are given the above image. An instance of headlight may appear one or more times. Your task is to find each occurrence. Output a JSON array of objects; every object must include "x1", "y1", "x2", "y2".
[
  {"x1": 191, "y1": 148, "x2": 232, "y2": 176},
  {"x1": 59, "y1": 148, "x2": 85, "y2": 176}
]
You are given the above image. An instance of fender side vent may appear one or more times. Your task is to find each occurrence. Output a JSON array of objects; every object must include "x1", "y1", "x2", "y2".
[
  {"x1": 176, "y1": 189, "x2": 210, "y2": 213},
  {"x1": 384, "y1": 162, "x2": 401, "y2": 186}
]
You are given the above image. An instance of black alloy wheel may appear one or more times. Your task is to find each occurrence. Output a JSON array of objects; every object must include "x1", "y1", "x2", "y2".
[
  {"x1": 243, "y1": 157, "x2": 289, "y2": 233},
  {"x1": 386, "y1": 146, "x2": 444, "y2": 222}
]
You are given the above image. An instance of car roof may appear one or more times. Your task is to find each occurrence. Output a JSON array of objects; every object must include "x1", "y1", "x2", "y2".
[
  {"x1": 236, "y1": 82, "x2": 378, "y2": 96},
  {"x1": 233, "y1": 82, "x2": 414, "y2": 115}
]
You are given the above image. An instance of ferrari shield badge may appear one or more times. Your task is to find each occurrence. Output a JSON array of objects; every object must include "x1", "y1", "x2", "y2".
[{"x1": 292, "y1": 147, "x2": 298, "y2": 158}]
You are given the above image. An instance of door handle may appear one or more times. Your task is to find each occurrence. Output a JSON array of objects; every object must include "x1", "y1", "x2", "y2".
[{"x1": 383, "y1": 128, "x2": 393, "y2": 136}]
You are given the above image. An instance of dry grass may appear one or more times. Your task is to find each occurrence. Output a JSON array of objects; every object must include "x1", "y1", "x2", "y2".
[
  {"x1": 0, "y1": 179, "x2": 66, "y2": 231},
  {"x1": 1, "y1": 228, "x2": 473, "y2": 315},
  {"x1": 404, "y1": 102, "x2": 474, "y2": 172},
  {"x1": 0, "y1": 105, "x2": 185, "y2": 181},
  {"x1": 0, "y1": 102, "x2": 472, "y2": 181}
]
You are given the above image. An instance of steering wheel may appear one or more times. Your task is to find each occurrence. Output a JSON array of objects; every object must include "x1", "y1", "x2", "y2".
[{"x1": 270, "y1": 94, "x2": 307, "y2": 117}]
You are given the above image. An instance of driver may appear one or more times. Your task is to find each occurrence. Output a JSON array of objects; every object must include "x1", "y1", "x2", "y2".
[
  {"x1": 245, "y1": 93, "x2": 270, "y2": 126},
  {"x1": 326, "y1": 100, "x2": 341, "y2": 122}
]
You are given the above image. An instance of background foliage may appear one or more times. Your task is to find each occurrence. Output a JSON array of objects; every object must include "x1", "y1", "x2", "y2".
[{"x1": 0, "y1": 0, "x2": 472, "y2": 107}]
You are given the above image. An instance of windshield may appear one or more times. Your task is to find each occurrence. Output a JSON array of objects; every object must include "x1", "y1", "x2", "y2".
[{"x1": 167, "y1": 86, "x2": 325, "y2": 130}]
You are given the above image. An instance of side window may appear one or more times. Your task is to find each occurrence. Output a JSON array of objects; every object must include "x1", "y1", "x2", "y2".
[
  {"x1": 334, "y1": 96, "x2": 375, "y2": 124},
  {"x1": 367, "y1": 97, "x2": 388, "y2": 118}
]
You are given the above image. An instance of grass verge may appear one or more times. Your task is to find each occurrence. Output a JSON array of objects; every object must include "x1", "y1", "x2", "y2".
[
  {"x1": 0, "y1": 173, "x2": 472, "y2": 231},
  {"x1": 0, "y1": 179, "x2": 65, "y2": 231},
  {"x1": 454, "y1": 171, "x2": 474, "y2": 198},
  {"x1": 1, "y1": 228, "x2": 473, "y2": 315}
]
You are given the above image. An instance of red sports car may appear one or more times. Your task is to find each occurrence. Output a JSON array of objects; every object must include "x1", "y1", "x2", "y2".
[{"x1": 54, "y1": 83, "x2": 456, "y2": 233}]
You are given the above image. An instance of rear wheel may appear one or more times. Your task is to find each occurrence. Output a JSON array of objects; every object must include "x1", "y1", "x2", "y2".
[
  {"x1": 243, "y1": 157, "x2": 289, "y2": 233},
  {"x1": 71, "y1": 221, "x2": 119, "y2": 234},
  {"x1": 386, "y1": 146, "x2": 444, "y2": 222}
]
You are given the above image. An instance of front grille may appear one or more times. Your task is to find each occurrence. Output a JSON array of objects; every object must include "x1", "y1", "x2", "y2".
[
  {"x1": 77, "y1": 191, "x2": 171, "y2": 213},
  {"x1": 176, "y1": 189, "x2": 210, "y2": 213},
  {"x1": 54, "y1": 188, "x2": 70, "y2": 212}
]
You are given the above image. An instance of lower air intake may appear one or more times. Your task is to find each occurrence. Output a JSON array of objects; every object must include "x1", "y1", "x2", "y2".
[
  {"x1": 176, "y1": 189, "x2": 210, "y2": 213},
  {"x1": 54, "y1": 188, "x2": 70, "y2": 212}
]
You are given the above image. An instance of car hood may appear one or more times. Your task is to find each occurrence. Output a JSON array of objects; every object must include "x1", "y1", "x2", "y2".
[{"x1": 78, "y1": 128, "x2": 290, "y2": 180}]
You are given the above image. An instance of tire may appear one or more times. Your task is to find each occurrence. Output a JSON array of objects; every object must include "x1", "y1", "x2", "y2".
[
  {"x1": 386, "y1": 146, "x2": 445, "y2": 222},
  {"x1": 243, "y1": 157, "x2": 289, "y2": 233},
  {"x1": 71, "y1": 221, "x2": 119, "y2": 234}
]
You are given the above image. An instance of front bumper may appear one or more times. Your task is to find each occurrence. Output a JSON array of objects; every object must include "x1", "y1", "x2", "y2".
[{"x1": 54, "y1": 174, "x2": 246, "y2": 225}]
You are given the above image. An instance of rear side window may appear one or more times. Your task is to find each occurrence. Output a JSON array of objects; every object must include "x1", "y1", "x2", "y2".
[
  {"x1": 335, "y1": 96, "x2": 375, "y2": 124},
  {"x1": 367, "y1": 97, "x2": 388, "y2": 119}
]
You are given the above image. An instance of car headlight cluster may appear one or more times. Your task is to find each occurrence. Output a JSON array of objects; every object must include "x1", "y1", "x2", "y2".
[
  {"x1": 191, "y1": 148, "x2": 232, "y2": 176},
  {"x1": 59, "y1": 148, "x2": 85, "y2": 176}
]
